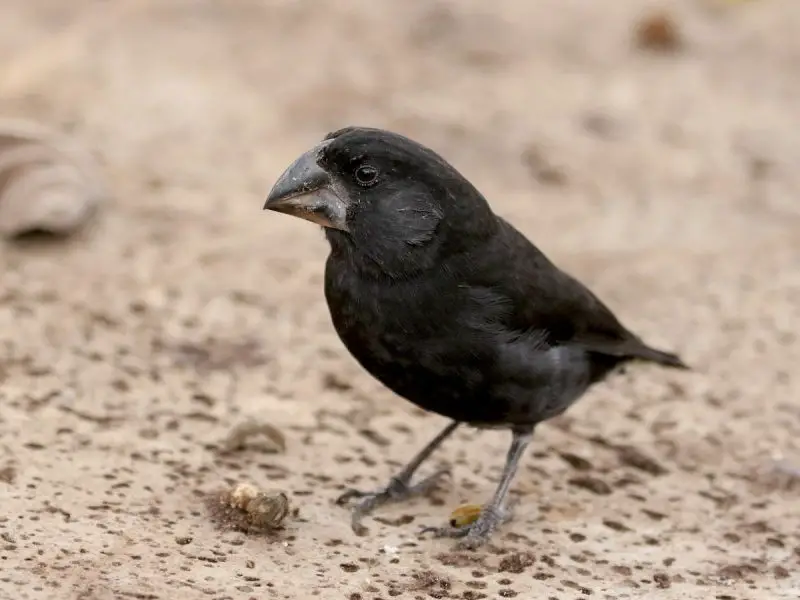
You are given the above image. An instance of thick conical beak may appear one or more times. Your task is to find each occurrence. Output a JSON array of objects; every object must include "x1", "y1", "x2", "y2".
[{"x1": 263, "y1": 141, "x2": 348, "y2": 230}]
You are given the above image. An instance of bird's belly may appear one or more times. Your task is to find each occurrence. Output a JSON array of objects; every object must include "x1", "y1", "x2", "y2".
[
  {"x1": 342, "y1": 328, "x2": 485, "y2": 414},
  {"x1": 329, "y1": 305, "x2": 499, "y2": 421}
]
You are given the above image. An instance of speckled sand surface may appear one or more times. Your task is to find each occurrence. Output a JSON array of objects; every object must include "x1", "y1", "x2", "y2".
[{"x1": 1, "y1": 1, "x2": 799, "y2": 598}]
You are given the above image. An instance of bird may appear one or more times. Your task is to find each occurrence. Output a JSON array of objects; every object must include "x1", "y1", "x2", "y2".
[{"x1": 263, "y1": 126, "x2": 687, "y2": 549}]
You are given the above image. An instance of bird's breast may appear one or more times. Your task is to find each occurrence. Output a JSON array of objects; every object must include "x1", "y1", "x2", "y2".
[
  {"x1": 324, "y1": 266, "x2": 452, "y2": 364},
  {"x1": 323, "y1": 261, "x2": 492, "y2": 418}
]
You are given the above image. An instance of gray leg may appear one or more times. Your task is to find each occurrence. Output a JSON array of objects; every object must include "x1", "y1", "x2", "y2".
[
  {"x1": 423, "y1": 427, "x2": 533, "y2": 549},
  {"x1": 336, "y1": 420, "x2": 460, "y2": 534}
]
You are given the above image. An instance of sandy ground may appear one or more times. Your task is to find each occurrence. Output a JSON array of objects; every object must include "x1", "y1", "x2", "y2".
[{"x1": 1, "y1": 0, "x2": 799, "y2": 598}]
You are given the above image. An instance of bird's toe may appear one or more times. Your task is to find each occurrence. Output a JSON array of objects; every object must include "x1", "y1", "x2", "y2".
[
  {"x1": 420, "y1": 504, "x2": 511, "y2": 548},
  {"x1": 335, "y1": 488, "x2": 371, "y2": 505}
]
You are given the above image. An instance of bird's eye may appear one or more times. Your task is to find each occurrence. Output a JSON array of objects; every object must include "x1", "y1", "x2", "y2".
[{"x1": 353, "y1": 164, "x2": 379, "y2": 187}]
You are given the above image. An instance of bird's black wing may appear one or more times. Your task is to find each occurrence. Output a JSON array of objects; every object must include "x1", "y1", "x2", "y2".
[{"x1": 464, "y1": 216, "x2": 686, "y2": 369}]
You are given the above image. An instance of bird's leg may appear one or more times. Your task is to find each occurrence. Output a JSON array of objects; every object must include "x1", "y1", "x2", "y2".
[
  {"x1": 336, "y1": 420, "x2": 460, "y2": 534},
  {"x1": 423, "y1": 427, "x2": 533, "y2": 549}
]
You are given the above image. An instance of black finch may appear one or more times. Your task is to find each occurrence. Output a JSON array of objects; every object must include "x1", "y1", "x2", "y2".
[{"x1": 263, "y1": 126, "x2": 687, "y2": 549}]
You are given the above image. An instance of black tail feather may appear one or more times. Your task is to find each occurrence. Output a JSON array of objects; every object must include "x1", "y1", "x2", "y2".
[
  {"x1": 577, "y1": 334, "x2": 689, "y2": 370},
  {"x1": 633, "y1": 345, "x2": 689, "y2": 370}
]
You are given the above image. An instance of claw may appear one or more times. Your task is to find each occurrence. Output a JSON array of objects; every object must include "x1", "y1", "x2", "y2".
[
  {"x1": 419, "y1": 523, "x2": 471, "y2": 539},
  {"x1": 335, "y1": 488, "x2": 370, "y2": 505},
  {"x1": 335, "y1": 467, "x2": 452, "y2": 535}
]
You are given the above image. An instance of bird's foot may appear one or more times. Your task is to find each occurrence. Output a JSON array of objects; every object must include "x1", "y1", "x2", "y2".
[
  {"x1": 420, "y1": 504, "x2": 514, "y2": 550},
  {"x1": 335, "y1": 467, "x2": 451, "y2": 535}
]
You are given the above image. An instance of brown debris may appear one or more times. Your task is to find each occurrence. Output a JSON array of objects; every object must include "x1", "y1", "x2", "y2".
[
  {"x1": 568, "y1": 475, "x2": 613, "y2": 495},
  {"x1": 498, "y1": 551, "x2": 536, "y2": 574},
  {"x1": 521, "y1": 144, "x2": 568, "y2": 186},
  {"x1": 406, "y1": 569, "x2": 452, "y2": 594},
  {"x1": 634, "y1": 11, "x2": 684, "y2": 53},
  {"x1": 616, "y1": 445, "x2": 668, "y2": 476},
  {"x1": 557, "y1": 451, "x2": 593, "y2": 471},
  {"x1": 0, "y1": 464, "x2": 17, "y2": 484}
]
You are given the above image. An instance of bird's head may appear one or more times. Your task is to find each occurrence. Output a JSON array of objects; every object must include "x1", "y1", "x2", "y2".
[{"x1": 264, "y1": 127, "x2": 496, "y2": 275}]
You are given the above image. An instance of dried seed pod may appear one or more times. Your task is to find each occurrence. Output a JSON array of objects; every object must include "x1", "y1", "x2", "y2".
[
  {"x1": 448, "y1": 503, "x2": 483, "y2": 528},
  {"x1": 220, "y1": 419, "x2": 287, "y2": 454},
  {"x1": 242, "y1": 489, "x2": 291, "y2": 529},
  {"x1": 205, "y1": 482, "x2": 292, "y2": 534},
  {"x1": 0, "y1": 119, "x2": 107, "y2": 239}
]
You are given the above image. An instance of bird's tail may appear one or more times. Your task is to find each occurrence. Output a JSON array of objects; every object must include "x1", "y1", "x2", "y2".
[
  {"x1": 629, "y1": 344, "x2": 689, "y2": 370},
  {"x1": 578, "y1": 333, "x2": 689, "y2": 370}
]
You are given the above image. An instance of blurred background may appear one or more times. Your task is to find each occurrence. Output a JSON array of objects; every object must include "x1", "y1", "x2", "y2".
[{"x1": 1, "y1": 1, "x2": 799, "y2": 599}]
